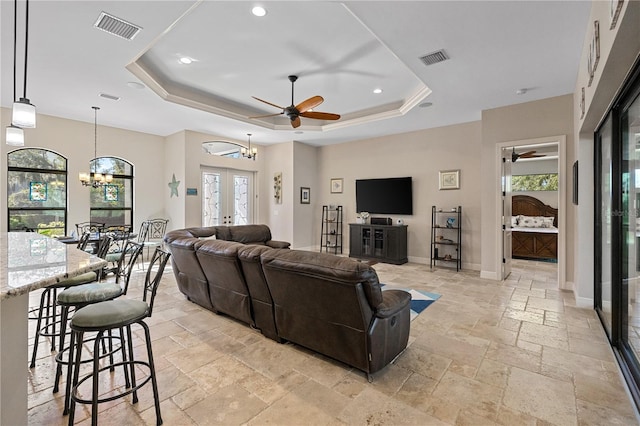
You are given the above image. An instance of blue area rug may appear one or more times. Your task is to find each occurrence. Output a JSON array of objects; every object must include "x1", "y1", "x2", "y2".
[{"x1": 381, "y1": 284, "x2": 441, "y2": 321}]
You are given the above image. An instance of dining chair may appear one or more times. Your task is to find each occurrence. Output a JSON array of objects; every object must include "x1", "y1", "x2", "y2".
[
  {"x1": 75, "y1": 222, "x2": 105, "y2": 238},
  {"x1": 137, "y1": 219, "x2": 169, "y2": 264}
]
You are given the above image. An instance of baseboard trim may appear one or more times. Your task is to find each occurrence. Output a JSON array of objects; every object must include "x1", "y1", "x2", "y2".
[{"x1": 481, "y1": 270, "x2": 500, "y2": 280}]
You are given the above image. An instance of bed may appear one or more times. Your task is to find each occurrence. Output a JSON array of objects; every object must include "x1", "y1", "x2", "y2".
[{"x1": 511, "y1": 195, "x2": 558, "y2": 261}]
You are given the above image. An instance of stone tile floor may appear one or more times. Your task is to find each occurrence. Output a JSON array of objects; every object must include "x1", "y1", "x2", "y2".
[{"x1": 26, "y1": 259, "x2": 639, "y2": 425}]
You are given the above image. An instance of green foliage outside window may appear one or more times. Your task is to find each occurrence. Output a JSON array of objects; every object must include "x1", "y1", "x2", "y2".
[{"x1": 512, "y1": 174, "x2": 558, "y2": 191}]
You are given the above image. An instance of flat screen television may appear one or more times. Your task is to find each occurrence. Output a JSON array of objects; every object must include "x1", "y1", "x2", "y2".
[{"x1": 356, "y1": 177, "x2": 413, "y2": 215}]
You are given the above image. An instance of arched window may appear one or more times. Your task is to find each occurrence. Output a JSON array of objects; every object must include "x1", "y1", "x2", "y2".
[
  {"x1": 7, "y1": 148, "x2": 68, "y2": 235},
  {"x1": 89, "y1": 156, "x2": 133, "y2": 228}
]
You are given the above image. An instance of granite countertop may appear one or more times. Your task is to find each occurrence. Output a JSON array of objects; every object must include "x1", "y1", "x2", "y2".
[{"x1": 0, "y1": 232, "x2": 107, "y2": 300}]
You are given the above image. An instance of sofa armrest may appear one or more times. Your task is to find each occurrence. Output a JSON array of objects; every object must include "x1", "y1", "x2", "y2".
[
  {"x1": 375, "y1": 289, "x2": 411, "y2": 319},
  {"x1": 266, "y1": 240, "x2": 291, "y2": 249}
]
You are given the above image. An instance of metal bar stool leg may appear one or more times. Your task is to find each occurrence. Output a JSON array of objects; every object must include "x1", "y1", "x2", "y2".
[
  {"x1": 141, "y1": 321, "x2": 162, "y2": 425},
  {"x1": 66, "y1": 329, "x2": 82, "y2": 421},
  {"x1": 30, "y1": 289, "x2": 49, "y2": 368}
]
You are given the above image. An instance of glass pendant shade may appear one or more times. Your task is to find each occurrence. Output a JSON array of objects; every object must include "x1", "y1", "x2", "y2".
[
  {"x1": 6, "y1": 125, "x2": 24, "y2": 146},
  {"x1": 79, "y1": 172, "x2": 90, "y2": 184},
  {"x1": 12, "y1": 98, "x2": 36, "y2": 128}
]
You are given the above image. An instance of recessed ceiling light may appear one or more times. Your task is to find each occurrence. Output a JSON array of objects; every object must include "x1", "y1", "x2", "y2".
[
  {"x1": 294, "y1": 131, "x2": 304, "y2": 134},
  {"x1": 419, "y1": 102, "x2": 433, "y2": 108},
  {"x1": 179, "y1": 57, "x2": 193, "y2": 65},
  {"x1": 127, "y1": 81, "x2": 145, "y2": 90},
  {"x1": 252, "y1": 6, "x2": 267, "y2": 17},
  {"x1": 516, "y1": 88, "x2": 528, "y2": 95},
  {"x1": 373, "y1": 88, "x2": 383, "y2": 94}
]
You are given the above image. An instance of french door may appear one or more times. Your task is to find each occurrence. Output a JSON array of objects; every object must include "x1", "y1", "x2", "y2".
[{"x1": 202, "y1": 167, "x2": 254, "y2": 226}]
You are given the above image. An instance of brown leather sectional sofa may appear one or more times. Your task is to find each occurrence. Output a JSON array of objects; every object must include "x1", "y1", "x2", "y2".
[{"x1": 164, "y1": 224, "x2": 411, "y2": 378}]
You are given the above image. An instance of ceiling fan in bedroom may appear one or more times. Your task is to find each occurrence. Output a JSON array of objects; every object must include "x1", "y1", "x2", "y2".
[
  {"x1": 249, "y1": 75, "x2": 341, "y2": 129},
  {"x1": 512, "y1": 148, "x2": 546, "y2": 162}
]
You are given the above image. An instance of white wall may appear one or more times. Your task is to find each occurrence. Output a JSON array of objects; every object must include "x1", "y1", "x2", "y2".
[
  {"x1": 1, "y1": 108, "x2": 166, "y2": 233},
  {"x1": 316, "y1": 121, "x2": 482, "y2": 268}
]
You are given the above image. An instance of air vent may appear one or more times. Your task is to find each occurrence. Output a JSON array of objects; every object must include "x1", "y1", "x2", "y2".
[
  {"x1": 99, "y1": 93, "x2": 121, "y2": 101},
  {"x1": 94, "y1": 12, "x2": 142, "y2": 40},
  {"x1": 419, "y1": 49, "x2": 449, "y2": 66}
]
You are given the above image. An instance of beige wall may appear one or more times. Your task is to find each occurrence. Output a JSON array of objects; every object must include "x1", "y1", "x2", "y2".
[
  {"x1": 316, "y1": 121, "x2": 483, "y2": 268},
  {"x1": 164, "y1": 131, "x2": 186, "y2": 230},
  {"x1": 262, "y1": 142, "x2": 295, "y2": 243},
  {"x1": 292, "y1": 141, "x2": 318, "y2": 249},
  {"x1": 481, "y1": 95, "x2": 575, "y2": 284},
  {"x1": 1, "y1": 108, "x2": 166, "y2": 233},
  {"x1": 573, "y1": 1, "x2": 640, "y2": 305}
]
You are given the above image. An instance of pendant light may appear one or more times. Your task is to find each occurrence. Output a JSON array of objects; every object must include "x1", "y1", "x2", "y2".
[
  {"x1": 12, "y1": 0, "x2": 36, "y2": 129},
  {"x1": 241, "y1": 133, "x2": 258, "y2": 160},
  {"x1": 79, "y1": 107, "x2": 113, "y2": 187},
  {"x1": 6, "y1": 0, "x2": 24, "y2": 146}
]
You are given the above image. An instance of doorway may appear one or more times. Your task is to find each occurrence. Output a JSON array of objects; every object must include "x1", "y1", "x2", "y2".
[
  {"x1": 202, "y1": 167, "x2": 255, "y2": 226},
  {"x1": 495, "y1": 136, "x2": 567, "y2": 288}
]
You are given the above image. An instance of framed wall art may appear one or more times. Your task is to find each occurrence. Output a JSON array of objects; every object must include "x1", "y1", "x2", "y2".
[
  {"x1": 330, "y1": 178, "x2": 343, "y2": 193},
  {"x1": 587, "y1": 20, "x2": 600, "y2": 87},
  {"x1": 274, "y1": 172, "x2": 282, "y2": 204},
  {"x1": 439, "y1": 170, "x2": 460, "y2": 190},
  {"x1": 300, "y1": 187, "x2": 310, "y2": 204},
  {"x1": 610, "y1": 0, "x2": 623, "y2": 30}
]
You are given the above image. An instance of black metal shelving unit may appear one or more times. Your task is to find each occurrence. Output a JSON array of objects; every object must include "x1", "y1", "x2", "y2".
[
  {"x1": 430, "y1": 205, "x2": 462, "y2": 271},
  {"x1": 320, "y1": 205, "x2": 343, "y2": 254}
]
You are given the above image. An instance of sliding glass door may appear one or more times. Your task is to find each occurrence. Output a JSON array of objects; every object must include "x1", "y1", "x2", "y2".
[
  {"x1": 595, "y1": 58, "x2": 640, "y2": 406},
  {"x1": 622, "y1": 78, "x2": 640, "y2": 372}
]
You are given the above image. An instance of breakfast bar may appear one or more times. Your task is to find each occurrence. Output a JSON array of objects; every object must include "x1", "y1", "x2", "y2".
[{"x1": 0, "y1": 232, "x2": 106, "y2": 425}]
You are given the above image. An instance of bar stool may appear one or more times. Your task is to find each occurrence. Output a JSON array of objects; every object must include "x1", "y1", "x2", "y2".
[
  {"x1": 66, "y1": 248, "x2": 171, "y2": 425},
  {"x1": 54, "y1": 240, "x2": 143, "y2": 404},
  {"x1": 29, "y1": 232, "x2": 99, "y2": 368}
]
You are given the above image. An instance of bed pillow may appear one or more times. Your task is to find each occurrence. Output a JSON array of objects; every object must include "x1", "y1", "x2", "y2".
[
  {"x1": 518, "y1": 215, "x2": 555, "y2": 228},
  {"x1": 511, "y1": 216, "x2": 519, "y2": 227},
  {"x1": 541, "y1": 216, "x2": 555, "y2": 228}
]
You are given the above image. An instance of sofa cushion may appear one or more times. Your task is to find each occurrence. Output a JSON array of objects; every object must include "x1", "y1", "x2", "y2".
[
  {"x1": 228, "y1": 224, "x2": 272, "y2": 244},
  {"x1": 260, "y1": 250, "x2": 383, "y2": 308}
]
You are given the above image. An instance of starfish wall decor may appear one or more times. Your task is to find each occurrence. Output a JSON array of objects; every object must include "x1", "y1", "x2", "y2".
[{"x1": 168, "y1": 173, "x2": 180, "y2": 198}]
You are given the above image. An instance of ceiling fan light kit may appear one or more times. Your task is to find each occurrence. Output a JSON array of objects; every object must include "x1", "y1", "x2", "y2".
[{"x1": 251, "y1": 75, "x2": 341, "y2": 129}]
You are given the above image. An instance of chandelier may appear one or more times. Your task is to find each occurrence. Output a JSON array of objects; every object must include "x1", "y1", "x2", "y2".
[
  {"x1": 79, "y1": 106, "x2": 113, "y2": 187},
  {"x1": 241, "y1": 133, "x2": 257, "y2": 160}
]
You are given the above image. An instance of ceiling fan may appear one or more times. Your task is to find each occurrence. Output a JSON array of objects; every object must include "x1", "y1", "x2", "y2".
[
  {"x1": 512, "y1": 148, "x2": 545, "y2": 162},
  {"x1": 250, "y1": 75, "x2": 341, "y2": 128}
]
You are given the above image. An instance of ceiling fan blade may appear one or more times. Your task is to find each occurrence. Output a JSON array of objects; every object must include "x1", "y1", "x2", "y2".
[
  {"x1": 291, "y1": 116, "x2": 301, "y2": 128},
  {"x1": 521, "y1": 154, "x2": 546, "y2": 158},
  {"x1": 252, "y1": 96, "x2": 285, "y2": 110},
  {"x1": 300, "y1": 111, "x2": 341, "y2": 120},
  {"x1": 295, "y1": 95, "x2": 324, "y2": 113},
  {"x1": 248, "y1": 112, "x2": 283, "y2": 119},
  {"x1": 518, "y1": 150, "x2": 537, "y2": 157}
]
